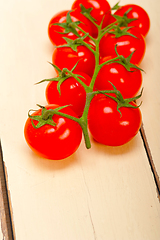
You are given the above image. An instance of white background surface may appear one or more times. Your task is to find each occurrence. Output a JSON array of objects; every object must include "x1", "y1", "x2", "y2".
[{"x1": 0, "y1": 0, "x2": 160, "y2": 239}]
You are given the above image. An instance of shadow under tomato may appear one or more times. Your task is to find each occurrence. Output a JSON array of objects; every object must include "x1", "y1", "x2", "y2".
[
  {"x1": 90, "y1": 134, "x2": 139, "y2": 157},
  {"x1": 30, "y1": 149, "x2": 79, "y2": 172}
]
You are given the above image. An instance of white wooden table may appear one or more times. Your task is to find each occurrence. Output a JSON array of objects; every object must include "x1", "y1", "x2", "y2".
[{"x1": 0, "y1": 0, "x2": 160, "y2": 239}]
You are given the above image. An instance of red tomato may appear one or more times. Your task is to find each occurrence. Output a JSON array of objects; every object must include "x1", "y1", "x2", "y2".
[
  {"x1": 45, "y1": 72, "x2": 91, "y2": 117},
  {"x1": 52, "y1": 43, "x2": 95, "y2": 77},
  {"x1": 110, "y1": 4, "x2": 150, "y2": 37},
  {"x1": 99, "y1": 27, "x2": 146, "y2": 65},
  {"x1": 88, "y1": 94, "x2": 142, "y2": 146},
  {"x1": 94, "y1": 56, "x2": 142, "y2": 98},
  {"x1": 48, "y1": 10, "x2": 92, "y2": 46},
  {"x1": 71, "y1": 0, "x2": 111, "y2": 37},
  {"x1": 24, "y1": 104, "x2": 82, "y2": 160}
]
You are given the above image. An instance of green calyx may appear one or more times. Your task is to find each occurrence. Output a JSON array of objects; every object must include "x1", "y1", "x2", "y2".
[
  {"x1": 111, "y1": 2, "x2": 121, "y2": 11},
  {"x1": 113, "y1": 45, "x2": 144, "y2": 72},
  {"x1": 52, "y1": 11, "x2": 81, "y2": 37},
  {"x1": 28, "y1": 105, "x2": 72, "y2": 129},
  {"x1": 99, "y1": 45, "x2": 144, "y2": 72},
  {"x1": 112, "y1": 8, "x2": 137, "y2": 27},
  {"x1": 79, "y1": 4, "x2": 97, "y2": 23},
  {"x1": 35, "y1": 62, "x2": 71, "y2": 94},
  {"x1": 98, "y1": 82, "x2": 143, "y2": 116},
  {"x1": 28, "y1": 105, "x2": 56, "y2": 128},
  {"x1": 56, "y1": 35, "x2": 89, "y2": 52},
  {"x1": 109, "y1": 26, "x2": 138, "y2": 38},
  {"x1": 36, "y1": 62, "x2": 90, "y2": 94}
]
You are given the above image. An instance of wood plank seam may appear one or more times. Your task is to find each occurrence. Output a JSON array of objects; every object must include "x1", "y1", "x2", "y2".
[
  {"x1": 0, "y1": 126, "x2": 160, "y2": 239},
  {"x1": 140, "y1": 124, "x2": 160, "y2": 200},
  {"x1": 0, "y1": 142, "x2": 15, "y2": 240}
]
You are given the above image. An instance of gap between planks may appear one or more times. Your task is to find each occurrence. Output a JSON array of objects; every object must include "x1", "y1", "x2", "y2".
[
  {"x1": 140, "y1": 124, "x2": 160, "y2": 200},
  {"x1": 0, "y1": 142, "x2": 15, "y2": 240},
  {"x1": 0, "y1": 123, "x2": 159, "y2": 240}
]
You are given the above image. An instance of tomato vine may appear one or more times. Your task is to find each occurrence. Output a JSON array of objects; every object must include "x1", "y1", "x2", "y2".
[{"x1": 24, "y1": 0, "x2": 150, "y2": 160}]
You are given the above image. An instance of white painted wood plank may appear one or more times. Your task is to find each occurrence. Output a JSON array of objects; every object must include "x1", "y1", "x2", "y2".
[
  {"x1": 119, "y1": 0, "x2": 160, "y2": 181},
  {"x1": 0, "y1": 225, "x2": 3, "y2": 240},
  {"x1": 138, "y1": 1, "x2": 160, "y2": 179},
  {"x1": 0, "y1": 0, "x2": 160, "y2": 239},
  {"x1": 1, "y1": 135, "x2": 160, "y2": 240}
]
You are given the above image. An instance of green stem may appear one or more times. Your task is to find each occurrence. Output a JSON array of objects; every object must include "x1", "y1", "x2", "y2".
[
  {"x1": 42, "y1": 109, "x2": 79, "y2": 123},
  {"x1": 36, "y1": 11, "x2": 142, "y2": 152},
  {"x1": 98, "y1": 21, "x2": 119, "y2": 40},
  {"x1": 69, "y1": 23, "x2": 82, "y2": 38},
  {"x1": 77, "y1": 38, "x2": 96, "y2": 54},
  {"x1": 99, "y1": 56, "x2": 121, "y2": 68},
  {"x1": 88, "y1": 23, "x2": 121, "y2": 90},
  {"x1": 101, "y1": 20, "x2": 119, "y2": 33},
  {"x1": 53, "y1": 19, "x2": 132, "y2": 148},
  {"x1": 79, "y1": 92, "x2": 96, "y2": 148},
  {"x1": 78, "y1": 119, "x2": 91, "y2": 149},
  {"x1": 81, "y1": 92, "x2": 95, "y2": 118},
  {"x1": 89, "y1": 37, "x2": 100, "y2": 90},
  {"x1": 89, "y1": 55, "x2": 100, "y2": 90},
  {"x1": 41, "y1": 102, "x2": 92, "y2": 149},
  {"x1": 79, "y1": 89, "x2": 121, "y2": 148},
  {"x1": 64, "y1": 69, "x2": 91, "y2": 93},
  {"x1": 83, "y1": 12, "x2": 100, "y2": 29},
  {"x1": 76, "y1": 25, "x2": 96, "y2": 43}
]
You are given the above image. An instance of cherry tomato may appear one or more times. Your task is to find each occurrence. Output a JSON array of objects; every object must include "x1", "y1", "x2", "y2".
[
  {"x1": 94, "y1": 56, "x2": 142, "y2": 98},
  {"x1": 45, "y1": 72, "x2": 91, "y2": 117},
  {"x1": 99, "y1": 27, "x2": 146, "y2": 65},
  {"x1": 24, "y1": 104, "x2": 82, "y2": 160},
  {"x1": 48, "y1": 10, "x2": 92, "y2": 46},
  {"x1": 88, "y1": 94, "x2": 142, "y2": 146},
  {"x1": 110, "y1": 4, "x2": 150, "y2": 37},
  {"x1": 71, "y1": 0, "x2": 111, "y2": 37},
  {"x1": 52, "y1": 43, "x2": 95, "y2": 77}
]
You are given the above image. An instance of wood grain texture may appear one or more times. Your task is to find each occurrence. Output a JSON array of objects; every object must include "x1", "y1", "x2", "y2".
[{"x1": 0, "y1": 0, "x2": 160, "y2": 239}]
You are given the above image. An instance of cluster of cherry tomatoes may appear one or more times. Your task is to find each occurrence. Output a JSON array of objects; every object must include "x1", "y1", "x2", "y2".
[{"x1": 24, "y1": 0, "x2": 150, "y2": 160}]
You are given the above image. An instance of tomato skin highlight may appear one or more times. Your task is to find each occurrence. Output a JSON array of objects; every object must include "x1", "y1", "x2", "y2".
[
  {"x1": 24, "y1": 105, "x2": 82, "y2": 160},
  {"x1": 94, "y1": 56, "x2": 142, "y2": 99},
  {"x1": 110, "y1": 4, "x2": 150, "y2": 37},
  {"x1": 99, "y1": 27, "x2": 146, "y2": 65},
  {"x1": 52, "y1": 44, "x2": 95, "y2": 77},
  {"x1": 88, "y1": 95, "x2": 142, "y2": 146},
  {"x1": 48, "y1": 10, "x2": 92, "y2": 46},
  {"x1": 45, "y1": 72, "x2": 91, "y2": 117},
  {"x1": 71, "y1": 0, "x2": 111, "y2": 37}
]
